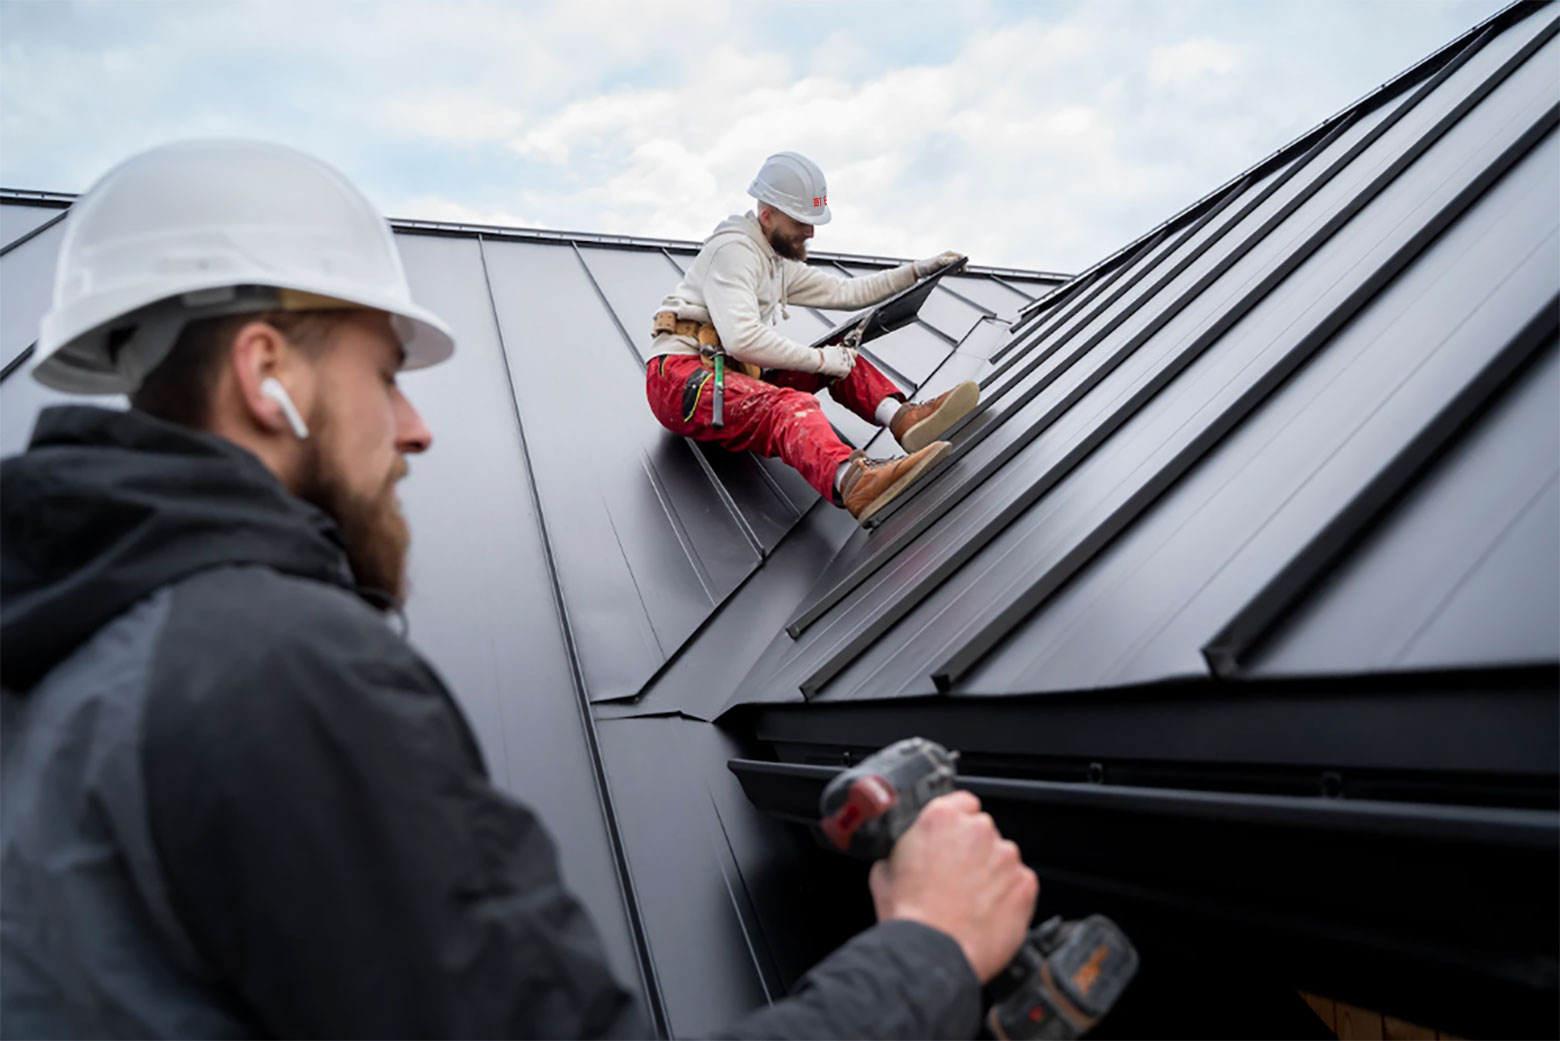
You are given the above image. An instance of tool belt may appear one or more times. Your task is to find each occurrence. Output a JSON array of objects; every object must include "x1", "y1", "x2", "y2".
[{"x1": 653, "y1": 311, "x2": 762, "y2": 379}]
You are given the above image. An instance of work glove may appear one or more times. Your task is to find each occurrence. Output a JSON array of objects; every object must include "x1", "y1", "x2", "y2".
[
  {"x1": 912, "y1": 250, "x2": 965, "y2": 278},
  {"x1": 814, "y1": 344, "x2": 858, "y2": 379}
]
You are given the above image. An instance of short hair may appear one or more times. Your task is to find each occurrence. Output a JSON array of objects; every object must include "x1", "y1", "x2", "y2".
[{"x1": 130, "y1": 309, "x2": 345, "y2": 429}]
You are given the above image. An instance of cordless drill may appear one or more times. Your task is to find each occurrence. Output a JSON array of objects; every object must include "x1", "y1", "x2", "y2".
[{"x1": 819, "y1": 737, "x2": 1139, "y2": 1041}]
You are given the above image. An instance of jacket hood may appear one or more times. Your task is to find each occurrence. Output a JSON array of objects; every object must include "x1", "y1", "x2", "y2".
[
  {"x1": 710, "y1": 212, "x2": 776, "y2": 257},
  {"x1": 1, "y1": 406, "x2": 355, "y2": 691}
]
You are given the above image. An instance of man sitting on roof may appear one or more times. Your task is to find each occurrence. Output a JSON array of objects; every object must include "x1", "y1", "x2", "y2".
[{"x1": 646, "y1": 151, "x2": 980, "y2": 525}]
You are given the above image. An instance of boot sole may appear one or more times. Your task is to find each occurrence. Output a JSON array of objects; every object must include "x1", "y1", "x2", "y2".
[
  {"x1": 855, "y1": 441, "x2": 952, "y2": 527},
  {"x1": 898, "y1": 380, "x2": 980, "y2": 453}
]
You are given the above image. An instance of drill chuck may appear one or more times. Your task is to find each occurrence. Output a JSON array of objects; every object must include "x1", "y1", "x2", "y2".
[{"x1": 818, "y1": 737, "x2": 957, "y2": 859}]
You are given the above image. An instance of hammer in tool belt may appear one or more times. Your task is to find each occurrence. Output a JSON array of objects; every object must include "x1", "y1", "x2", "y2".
[{"x1": 698, "y1": 324, "x2": 726, "y2": 428}]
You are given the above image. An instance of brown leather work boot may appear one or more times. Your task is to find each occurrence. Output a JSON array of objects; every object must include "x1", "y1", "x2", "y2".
[
  {"x1": 838, "y1": 442, "x2": 952, "y2": 526},
  {"x1": 889, "y1": 380, "x2": 980, "y2": 453}
]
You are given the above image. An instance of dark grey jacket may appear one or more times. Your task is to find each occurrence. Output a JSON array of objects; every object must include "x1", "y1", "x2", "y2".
[{"x1": 0, "y1": 406, "x2": 979, "y2": 1039}]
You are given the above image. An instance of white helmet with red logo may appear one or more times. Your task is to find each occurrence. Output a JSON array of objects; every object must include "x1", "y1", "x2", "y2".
[{"x1": 747, "y1": 151, "x2": 831, "y2": 226}]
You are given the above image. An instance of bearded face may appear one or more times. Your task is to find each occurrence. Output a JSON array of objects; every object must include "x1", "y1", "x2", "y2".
[
  {"x1": 763, "y1": 207, "x2": 814, "y2": 261},
  {"x1": 767, "y1": 222, "x2": 810, "y2": 261},
  {"x1": 292, "y1": 366, "x2": 414, "y2": 604}
]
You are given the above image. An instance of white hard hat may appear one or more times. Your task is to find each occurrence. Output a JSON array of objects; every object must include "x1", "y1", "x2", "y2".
[
  {"x1": 747, "y1": 151, "x2": 831, "y2": 226},
  {"x1": 31, "y1": 139, "x2": 455, "y2": 394}
]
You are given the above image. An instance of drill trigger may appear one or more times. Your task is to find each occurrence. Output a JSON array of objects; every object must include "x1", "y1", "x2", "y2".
[{"x1": 820, "y1": 774, "x2": 897, "y2": 852}]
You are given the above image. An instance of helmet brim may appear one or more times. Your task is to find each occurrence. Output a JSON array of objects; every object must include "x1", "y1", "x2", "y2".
[{"x1": 33, "y1": 275, "x2": 456, "y2": 394}]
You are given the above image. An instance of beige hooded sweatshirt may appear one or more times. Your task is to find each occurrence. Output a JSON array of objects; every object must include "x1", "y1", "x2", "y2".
[{"x1": 652, "y1": 211, "x2": 917, "y2": 373}]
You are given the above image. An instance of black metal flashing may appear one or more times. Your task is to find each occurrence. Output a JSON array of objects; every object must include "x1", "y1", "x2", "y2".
[
  {"x1": 727, "y1": 729, "x2": 1559, "y2": 1036},
  {"x1": 730, "y1": 659, "x2": 1560, "y2": 1033}
]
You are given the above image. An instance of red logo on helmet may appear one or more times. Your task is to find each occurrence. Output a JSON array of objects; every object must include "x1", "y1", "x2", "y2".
[{"x1": 813, "y1": 195, "x2": 827, "y2": 207}]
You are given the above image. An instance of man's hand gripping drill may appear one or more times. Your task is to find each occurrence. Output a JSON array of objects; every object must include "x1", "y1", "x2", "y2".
[{"x1": 819, "y1": 738, "x2": 1139, "y2": 1040}]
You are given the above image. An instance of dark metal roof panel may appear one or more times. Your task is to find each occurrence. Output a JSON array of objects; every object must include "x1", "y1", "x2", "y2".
[
  {"x1": 934, "y1": 274, "x2": 1035, "y2": 316},
  {"x1": 0, "y1": 369, "x2": 104, "y2": 455},
  {"x1": 1247, "y1": 341, "x2": 1559, "y2": 676},
  {"x1": 597, "y1": 502, "x2": 861, "y2": 722},
  {"x1": 573, "y1": 244, "x2": 689, "y2": 364},
  {"x1": 389, "y1": 232, "x2": 643, "y2": 987},
  {"x1": 0, "y1": 211, "x2": 87, "y2": 453},
  {"x1": 594, "y1": 717, "x2": 770, "y2": 1036},
  {"x1": 479, "y1": 236, "x2": 770, "y2": 702},
  {"x1": 964, "y1": 161, "x2": 1558, "y2": 694},
  {"x1": 722, "y1": 6, "x2": 1560, "y2": 710},
  {"x1": 774, "y1": 97, "x2": 1409, "y2": 639}
]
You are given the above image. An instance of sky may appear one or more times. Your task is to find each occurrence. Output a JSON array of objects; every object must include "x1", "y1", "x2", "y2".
[{"x1": 0, "y1": 0, "x2": 1512, "y2": 273}]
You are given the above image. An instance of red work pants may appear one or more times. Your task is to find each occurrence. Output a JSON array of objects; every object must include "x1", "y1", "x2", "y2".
[{"x1": 646, "y1": 354, "x2": 903, "y2": 501}]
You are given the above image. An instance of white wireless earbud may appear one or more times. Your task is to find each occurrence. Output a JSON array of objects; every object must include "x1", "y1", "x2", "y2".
[{"x1": 259, "y1": 377, "x2": 310, "y2": 440}]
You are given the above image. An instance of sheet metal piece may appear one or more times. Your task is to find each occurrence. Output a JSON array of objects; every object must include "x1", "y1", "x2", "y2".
[{"x1": 838, "y1": 262, "x2": 988, "y2": 347}]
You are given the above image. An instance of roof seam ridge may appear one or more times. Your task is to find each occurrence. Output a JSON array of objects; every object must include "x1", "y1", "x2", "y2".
[
  {"x1": 801, "y1": 25, "x2": 1552, "y2": 692},
  {"x1": 858, "y1": 15, "x2": 1522, "y2": 537},
  {"x1": 1203, "y1": 291, "x2": 1560, "y2": 675},
  {"x1": 931, "y1": 93, "x2": 1560, "y2": 690}
]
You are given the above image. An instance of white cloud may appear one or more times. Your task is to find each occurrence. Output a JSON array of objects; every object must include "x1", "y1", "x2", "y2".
[
  {"x1": 0, "y1": 0, "x2": 1512, "y2": 271},
  {"x1": 1148, "y1": 38, "x2": 1242, "y2": 88},
  {"x1": 394, "y1": 195, "x2": 542, "y2": 229}
]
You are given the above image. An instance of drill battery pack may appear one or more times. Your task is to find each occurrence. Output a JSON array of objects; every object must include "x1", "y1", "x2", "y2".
[{"x1": 987, "y1": 915, "x2": 1140, "y2": 1041}]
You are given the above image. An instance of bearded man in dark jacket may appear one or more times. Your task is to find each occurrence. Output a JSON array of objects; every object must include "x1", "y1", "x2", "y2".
[{"x1": 0, "y1": 140, "x2": 1037, "y2": 1039}]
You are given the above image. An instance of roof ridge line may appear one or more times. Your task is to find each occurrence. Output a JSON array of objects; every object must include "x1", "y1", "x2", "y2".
[{"x1": 0, "y1": 186, "x2": 1071, "y2": 282}]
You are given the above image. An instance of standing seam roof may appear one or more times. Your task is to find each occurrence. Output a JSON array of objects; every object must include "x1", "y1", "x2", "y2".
[{"x1": 721, "y1": 0, "x2": 1560, "y2": 710}]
